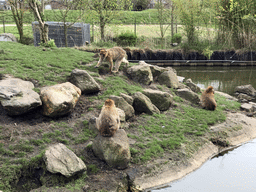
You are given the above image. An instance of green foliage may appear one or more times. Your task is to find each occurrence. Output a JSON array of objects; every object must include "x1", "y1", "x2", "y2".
[
  {"x1": 93, "y1": 40, "x2": 117, "y2": 48},
  {"x1": 116, "y1": 31, "x2": 137, "y2": 46},
  {"x1": 132, "y1": 0, "x2": 151, "y2": 11},
  {"x1": 217, "y1": 0, "x2": 256, "y2": 49},
  {"x1": 39, "y1": 39, "x2": 57, "y2": 48},
  {"x1": 171, "y1": 33, "x2": 182, "y2": 44},
  {"x1": 87, "y1": 164, "x2": 99, "y2": 173}
]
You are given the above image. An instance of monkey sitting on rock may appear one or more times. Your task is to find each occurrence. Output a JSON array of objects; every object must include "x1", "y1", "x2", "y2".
[
  {"x1": 200, "y1": 86, "x2": 217, "y2": 111},
  {"x1": 96, "y1": 99, "x2": 120, "y2": 137}
]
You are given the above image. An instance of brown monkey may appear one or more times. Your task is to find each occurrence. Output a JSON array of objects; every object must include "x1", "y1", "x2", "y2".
[
  {"x1": 95, "y1": 47, "x2": 129, "y2": 73},
  {"x1": 200, "y1": 86, "x2": 217, "y2": 110},
  {"x1": 96, "y1": 99, "x2": 120, "y2": 137}
]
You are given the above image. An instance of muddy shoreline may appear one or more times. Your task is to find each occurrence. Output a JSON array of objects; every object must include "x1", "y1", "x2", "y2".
[{"x1": 138, "y1": 112, "x2": 256, "y2": 191}]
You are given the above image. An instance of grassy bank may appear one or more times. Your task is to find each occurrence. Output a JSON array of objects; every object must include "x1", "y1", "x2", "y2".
[{"x1": 0, "y1": 42, "x2": 241, "y2": 191}]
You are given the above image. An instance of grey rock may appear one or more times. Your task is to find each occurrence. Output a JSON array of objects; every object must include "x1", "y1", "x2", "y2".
[
  {"x1": 237, "y1": 93, "x2": 254, "y2": 102},
  {"x1": 235, "y1": 84, "x2": 256, "y2": 96},
  {"x1": 142, "y1": 89, "x2": 173, "y2": 111},
  {"x1": 109, "y1": 95, "x2": 135, "y2": 120},
  {"x1": 133, "y1": 92, "x2": 160, "y2": 115},
  {"x1": 69, "y1": 69, "x2": 100, "y2": 94},
  {"x1": 240, "y1": 103, "x2": 255, "y2": 112},
  {"x1": 126, "y1": 64, "x2": 153, "y2": 85},
  {"x1": 0, "y1": 33, "x2": 18, "y2": 42},
  {"x1": 89, "y1": 117, "x2": 99, "y2": 134},
  {"x1": 120, "y1": 93, "x2": 133, "y2": 106},
  {"x1": 185, "y1": 78, "x2": 201, "y2": 93},
  {"x1": 44, "y1": 143, "x2": 86, "y2": 177},
  {"x1": 92, "y1": 129, "x2": 131, "y2": 170},
  {"x1": 215, "y1": 91, "x2": 238, "y2": 101},
  {"x1": 158, "y1": 70, "x2": 179, "y2": 88},
  {"x1": 0, "y1": 78, "x2": 42, "y2": 115},
  {"x1": 176, "y1": 88, "x2": 200, "y2": 104},
  {"x1": 40, "y1": 82, "x2": 81, "y2": 117},
  {"x1": 117, "y1": 107, "x2": 126, "y2": 122}
]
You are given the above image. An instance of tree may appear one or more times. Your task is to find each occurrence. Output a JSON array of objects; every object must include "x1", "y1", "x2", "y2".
[
  {"x1": 8, "y1": 0, "x2": 26, "y2": 43},
  {"x1": 28, "y1": 0, "x2": 48, "y2": 44},
  {"x1": 85, "y1": 0, "x2": 132, "y2": 41},
  {"x1": 217, "y1": 0, "x2": 256, "y2": 48},
  {"x1": 155, "y1": 0, "x2": 171, "y2": 48},
  {"x1": 51, "y1": 0, "x2": 86, "y2": 47},
  {"x1": 132, "y1": 0, "x2": 151, "y2": 11}
]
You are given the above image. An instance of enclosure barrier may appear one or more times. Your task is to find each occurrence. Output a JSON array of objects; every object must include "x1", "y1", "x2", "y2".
[{"x1": 128, "y1": 60, "x2": 256, "y2": 66}]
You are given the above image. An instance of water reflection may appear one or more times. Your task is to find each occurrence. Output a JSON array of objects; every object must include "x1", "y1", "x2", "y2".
[
  {"x1": 173, "y1": 66, "x2": 256, "y2": 96},
  {"x1": 152, "y1": 139, "x2": 256, "y2": 192},
  {"x1": 151, "y1": 66, "x2": 256, "y2": 192}
]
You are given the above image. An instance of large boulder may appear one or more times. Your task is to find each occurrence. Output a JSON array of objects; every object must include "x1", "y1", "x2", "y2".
[
  {"x1": 69, "y1": 69, "x2": 100, "y2": 94},
  {"x1": 184, "y1": 78, "x2": 201, "y2": 93},
  {"x1": 158, "y1": 70, "x2": 179, "y2": 88},
  {"x1": 40, "y1": 82, "x2": 81, "y2": 117},
  {"x1": 237, "y1": 93, "x2": 254, "y2": 102},
  {"x1": 92, "y1": 129, "x2": 131, "y2": 170},
  {"x1": 138, "y1": 61, "x2": 168, "y2": 80},
  {"x1": 133, "y1": 92, "x2": 160, "y2": 115},
  {"x1": 0, "y1": 78, "x2": 42, "y2": 115},
  {"x1": 235, "y1": 84, "x2": 256, "y2": 96},
  {"x1": 109, "y1": 95, "x2": 135, "y2": 120},
  {"x1": 142, "y1": 89, "x2": 173, "y2": 111},
  {"x1": 126, "y1": 64, "x2": 153, "y2": 85},
  {"x1": 120, "y1": 93, "x2": 133, "y2": 106},
  {"x1": 176, "y1": 88, "x2": 200, "y2": 104},
  {"x1": 240, "y1": 102, "x2": 256, "y2": 112},
  {"x1": 44, "y1": 143, "x2": 86, "y2": 177},
  {"x1": 0, "y1": 33, "x2": 18, "y2": 42}
]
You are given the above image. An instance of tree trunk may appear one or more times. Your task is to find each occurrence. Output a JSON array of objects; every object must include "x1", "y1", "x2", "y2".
[
  {"x1": 64, "y1": 23, "x2": 68, "y2": 47},
  {"x1": 100, "y1": 15, "x2": 105, "y2": 40}
]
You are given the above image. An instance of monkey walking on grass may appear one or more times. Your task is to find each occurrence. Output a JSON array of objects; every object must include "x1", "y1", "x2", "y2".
[{"x1": 95, "y1": 47, "x2": 129, "y2": 73}]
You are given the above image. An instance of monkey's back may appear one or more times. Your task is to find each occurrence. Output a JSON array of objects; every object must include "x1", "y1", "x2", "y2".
[
  {"x1": 108, "y1": 47, "x2": 127, "y2": 61},
  {"x1": 201, "y1": 93, "x2": 217, "y2": 110},
  {"x1": 98, "y1": 106, "x2": 120, "y2": 137}
]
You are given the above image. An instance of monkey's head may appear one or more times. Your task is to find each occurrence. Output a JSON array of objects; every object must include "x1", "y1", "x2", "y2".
[
  {"x1": 104, "y1": 99, "x2": 115, "y2": 107},
  {"x1": 100, "y1": 49, "x2": 108, "y2": 60},
  {"x1": 206, "y1": 86, "x2": 214, "y2": 94}
]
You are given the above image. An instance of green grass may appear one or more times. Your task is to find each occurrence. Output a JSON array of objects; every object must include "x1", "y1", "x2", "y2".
[
  {"x1": 95, "y1": 75, "x2": 143, "y2": 100},
  {"x1": 129, "y1": 93, "x2": 239, "y2": 163},
  {"x1": 0, "y1": 42, "x2": 94, "y2": 86}
]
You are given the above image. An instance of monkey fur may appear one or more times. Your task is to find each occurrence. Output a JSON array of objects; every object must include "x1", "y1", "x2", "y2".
[
  {"x1": 96, "y1": 99, "x2": 120, "y2": 137},
  {"x1": 95, "y1": 47, "x2": 129, "y2": 73},
  {"x1": 200, "y1": 86, "x2": 217, "y2": 110}
]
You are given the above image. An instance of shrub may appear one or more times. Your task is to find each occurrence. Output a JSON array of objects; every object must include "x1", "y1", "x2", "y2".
[
  {"x1": 116, "y1": 31, "x2": 137, "y2": 46},
  {"x1": 39, "y1": 39, "x2": 56, "y2": 48},
  {"x1": 171, "y1": 33, "x2": 182, "y2": 44}
]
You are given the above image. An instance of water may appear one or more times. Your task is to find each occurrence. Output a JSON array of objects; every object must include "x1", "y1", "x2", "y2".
[
  {"x1": 173, "y1": 66, "x2": 256, "y2": 96},
  {"x1": 152, "y1": 139, "x2": 256, "y2": 192},
  {"x1": 152, "y1": 66, "x2": 256, "y2": 192}
]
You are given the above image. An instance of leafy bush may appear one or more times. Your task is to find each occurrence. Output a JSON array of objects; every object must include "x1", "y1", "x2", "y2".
[
  {"x1": 39, "y1": 39, "x2": 56, "y2": 48},
  {"x1": 171, "y1": 33, "x2": 182, "y2": 44},
  {"x1": 116, "y1": 31, "x2": 137, "y2": 46}
]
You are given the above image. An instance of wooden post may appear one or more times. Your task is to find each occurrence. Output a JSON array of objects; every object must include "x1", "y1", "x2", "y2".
[
  {"x1": 3, "y1": 16, "x2": 5, "y2": 33},
  {"x1": 92, "y1": 21, "x2": 94, "y2": 43},
  {"x1": 134, "y1": 18, "x2": 136, "y2": 37}
]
